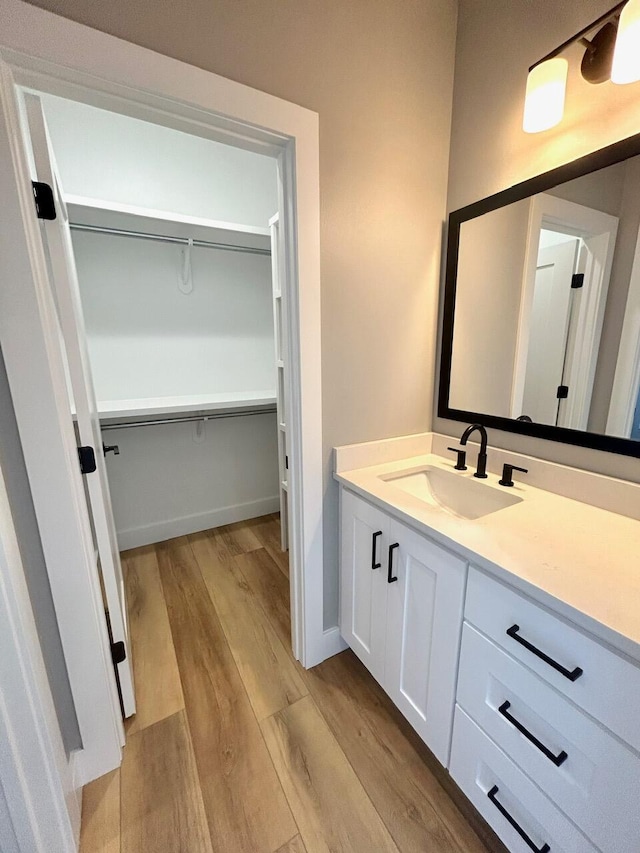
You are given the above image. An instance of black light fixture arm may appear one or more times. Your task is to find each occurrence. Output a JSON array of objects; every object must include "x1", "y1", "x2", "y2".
[{"x1": 529, "y1": 0, "x2": 627, "y2": 71}]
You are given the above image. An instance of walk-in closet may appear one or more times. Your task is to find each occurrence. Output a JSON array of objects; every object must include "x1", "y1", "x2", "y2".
[
  {"x1": 29, "y1": 91, "x2": 293, "y2": 722},
  {"x1": 69, "y1": 200, "x2": 287, "y2": 551}
]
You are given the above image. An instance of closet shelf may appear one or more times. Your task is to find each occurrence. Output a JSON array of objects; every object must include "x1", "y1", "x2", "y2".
[
  {"x1": 96, "y1": 391, "x2": 277, "y2": 423},
  {"x1": 66, "y1": 195, "x2": 271, "y2": 253}
]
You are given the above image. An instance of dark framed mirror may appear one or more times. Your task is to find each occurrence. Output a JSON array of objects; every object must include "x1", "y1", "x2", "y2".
[{"x1": 439, "y1": 133, "x2": 640, "y2": 458}]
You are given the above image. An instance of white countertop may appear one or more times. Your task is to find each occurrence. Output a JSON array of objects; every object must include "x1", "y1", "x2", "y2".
[{"x1": 335, "y1": 452, "x2": 640, "y2": 662}]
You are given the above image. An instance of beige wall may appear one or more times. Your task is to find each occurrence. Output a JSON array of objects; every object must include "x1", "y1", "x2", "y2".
[
  {"x1": 24, "y1": 0, "x2": 458, "y2": 627},
  {"x1": 440, "y1": 0, "x2": 640, "y2": 482},
  {"x1": 549, "y1": 162, "x2": 626, "y2": 216}
]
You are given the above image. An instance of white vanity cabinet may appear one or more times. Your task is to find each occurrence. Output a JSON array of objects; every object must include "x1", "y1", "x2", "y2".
[
  {"x1": 451, "y1": 568, "x2": 640, "y2": 853},
  {"x1": 340, "y1": 488, "x2": 467, "y2": 765},
  {"x1": 339, "y1": 490, "x2": 390, "y2": 684},
  {"x1": 336, "y1": 443, "x2": 640, "y2": 853}
]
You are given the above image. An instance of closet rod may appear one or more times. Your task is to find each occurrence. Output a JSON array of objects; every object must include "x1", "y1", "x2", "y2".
[
  {"x1": 101, "y1": 406, "x2": 277, "y2": 431},
  {"x1": 69, "y1": 223, "x2": 271, "y2": 256}
]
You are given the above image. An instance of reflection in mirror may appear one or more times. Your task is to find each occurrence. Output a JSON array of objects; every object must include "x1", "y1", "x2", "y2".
[{"x1": 449, "y1": 154, "x2": 640, "y2": 442}]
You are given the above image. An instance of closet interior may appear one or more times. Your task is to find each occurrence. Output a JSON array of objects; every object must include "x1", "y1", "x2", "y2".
[{"x1": 41, "y1": 93, "x2": 290, "y2": 554}]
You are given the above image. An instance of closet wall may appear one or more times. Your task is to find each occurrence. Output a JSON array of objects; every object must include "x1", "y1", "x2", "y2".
[
  {"x1": 41, "y1": 95, "x2": 281, "y2": 549},
  {"x1": 71, "y1": 231, "x2": 275, "y2": 402}
]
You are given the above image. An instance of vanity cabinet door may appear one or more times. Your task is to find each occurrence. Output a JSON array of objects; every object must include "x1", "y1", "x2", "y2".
[
  {"x1": 340, "y1": 490, "x2": 389, "y2": 683},
  {"x1": 384, "y1": 520, "x2": 467, "y2": 766}
]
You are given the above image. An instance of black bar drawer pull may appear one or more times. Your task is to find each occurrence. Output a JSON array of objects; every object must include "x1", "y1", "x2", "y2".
[
  {"x1": 371, "y1": 531, "x2": 382, "y2": 570},
  {"x1": 499, "y1": 701, "x2": 568, "y2": 767},
  {"x1": 387, "y1": 543, "x2": 399, "y2": 583},
  {"x1": 506, "y1": 624, "x2": 583, "y2": 682},
  {"x1": 487, "y1": 785, "x2": 550, "y2": 853}
]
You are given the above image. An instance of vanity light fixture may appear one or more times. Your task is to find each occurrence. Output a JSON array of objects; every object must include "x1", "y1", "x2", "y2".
[
  {"x1": 612, "y1": 0, "x2": 640, "y2": 83},
  {"x1": 523, "y1": 57, "x2": 569, "y2": 134},
  {"x1": 523, "y1": 0, "x2": 640, "y2": 133}
]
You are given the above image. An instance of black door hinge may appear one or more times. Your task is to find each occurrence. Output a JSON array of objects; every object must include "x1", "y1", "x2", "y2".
[
  {"x1": 557, "y1": 385, "x2": 569, "y2": 399},
  {"x1": 77, "y1": 445, "x2": 97, "y2": 474},
  {"x1": 571, "y1": 273, "x2": 584, "y2": 289},
  {"x1": 31, "y1": 181, "x2": 56, "y2": 220},
  {"x1": 111, "y1": 641, "x2": 126, "y2": 665}
]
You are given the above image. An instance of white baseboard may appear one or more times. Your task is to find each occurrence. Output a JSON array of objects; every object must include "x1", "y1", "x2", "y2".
[
  {"x1": 304, "y1": 626, "x2": 348, "y2": 668},
  {"x1": 116, "y1": 496, "x2": 280, "y2": 551},
  {"x1": 322, "y1": 626, "x2": 349, "y2": 658}
]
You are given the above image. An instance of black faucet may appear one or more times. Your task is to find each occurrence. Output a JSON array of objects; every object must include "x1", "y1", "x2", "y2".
[{"x1": 459, "y1": 423, "x2": 489, "y2": 479}]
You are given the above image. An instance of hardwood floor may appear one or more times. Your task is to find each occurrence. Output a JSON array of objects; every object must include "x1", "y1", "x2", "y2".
[
  {"x1": 120, "y1": 711, "x2": 212, "y2": 853},
  {"x1": 157, "y1": 535, "x2": 296, "y2": 853},
  {"x1": 122, "y1": 545, "x2": 184, "y2": 735},
  {"x1": 80, "y1": 514, "x2": 503, "y2": 853},
  {"x1": 79, "y1": 769, "x2": 120, "y2": 853}
]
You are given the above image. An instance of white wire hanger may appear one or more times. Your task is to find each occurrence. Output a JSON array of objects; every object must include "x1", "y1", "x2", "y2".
[{"x1": 178, "y1": 238, "x2": 194, "y2": 294}]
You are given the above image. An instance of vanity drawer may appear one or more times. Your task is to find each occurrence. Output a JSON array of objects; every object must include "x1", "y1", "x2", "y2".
[
  {"x1": 465, "y1": 567, "x2": 640, "y2": 752},
  {"x1": 457, "y1": 622, "x2": 640, "y2": 853},
  {"x1": 450, "y1": 707, "x2": 598, "y2": 853}
]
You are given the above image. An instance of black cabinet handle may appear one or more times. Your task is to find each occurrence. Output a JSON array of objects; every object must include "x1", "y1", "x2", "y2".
[
  {"x1": 487, "y1": 785, "x2": 550, "y2": 853},
  {"x1": 499, "y1": 701, "x2": 568, "y2": 767},
  {"x1": 371, "y1": 531, "x2": 382, "y2": 570},
  {"x1": 387, "y1": 543, "x2": 399, "y2": 583},
  {"x1": 506, "y1": 625, "x2": 583, "y2": 682}
]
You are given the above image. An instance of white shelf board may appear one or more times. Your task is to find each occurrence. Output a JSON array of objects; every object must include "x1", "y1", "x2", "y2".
[
  {"x1": 66, "y1": 194, "x2": 271, "y2": 251},
  {"x1": 96, "y1": 391, "x2": 277, "y2": 421}
]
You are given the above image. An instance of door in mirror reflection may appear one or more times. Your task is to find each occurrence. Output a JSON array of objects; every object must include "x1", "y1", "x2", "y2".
[
  {"x1": 521, "y1": 234, "x2": 579, "y2": 425},
  {"x1": 514, "y1": 194, "x2": 618, "y2": 432}
]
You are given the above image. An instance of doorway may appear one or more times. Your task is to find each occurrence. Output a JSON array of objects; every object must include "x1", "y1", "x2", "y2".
[
  {"x1": 25, "y1": 89, "x2": 291, "y2": 722},
  {"x1": 0, "y1": 15, "x2": 327, "y2": 800},
  {"x1": 512, "y1": 193, "x2": 619, "y2": 430}
]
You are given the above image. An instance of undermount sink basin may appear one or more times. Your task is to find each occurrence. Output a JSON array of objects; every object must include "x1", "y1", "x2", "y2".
[{"x1": 380, "y1": 465, "x2": 523, "y2": 520}]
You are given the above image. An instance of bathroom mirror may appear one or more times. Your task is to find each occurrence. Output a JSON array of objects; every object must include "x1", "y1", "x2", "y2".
[{"x1": 439, "y1": 134, "x2": 640, "y2": 457}]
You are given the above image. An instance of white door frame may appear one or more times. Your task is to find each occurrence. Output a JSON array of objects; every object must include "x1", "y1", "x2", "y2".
[
  {"x1": 0, "y1": 0, "x2": 338, "y2": 792},
  {"x1": 511, "y1": 193, "x2": 618, "y2": 429},
  {"x1": 24, "y1": 92, "x2": 136, "y2": 717},
  {"x1": 607, "y1": 225, "x2": 640, "y2": 437},
  {"x1": 0, "y1": 456, "x2": 80, "y2": 850},
  {"x1": 0, "y1": 56, "x2": 125, "y2": 788}
]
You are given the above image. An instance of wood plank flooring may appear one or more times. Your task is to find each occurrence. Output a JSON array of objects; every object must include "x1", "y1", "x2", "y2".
[
  {"x1": 120, "y1": 711, "x2": 212, "y2": 853},
  {"x1": 80, "y1": 514, "x2": 503, "y2": 853},
  {"x1": 122, "y1": 545, "x2": 184, "y2": 735},
  {"x1": 79, "y1": 769, "x2": 120, "y2": 853}
]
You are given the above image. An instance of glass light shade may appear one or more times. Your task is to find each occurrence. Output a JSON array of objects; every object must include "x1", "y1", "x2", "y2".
[
  {"x1": 612, "y1": 0, "x2": 640, "y2": 84},
  {"x1": 522, "y1": 58, "x2": 568, "y2": 134}
]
